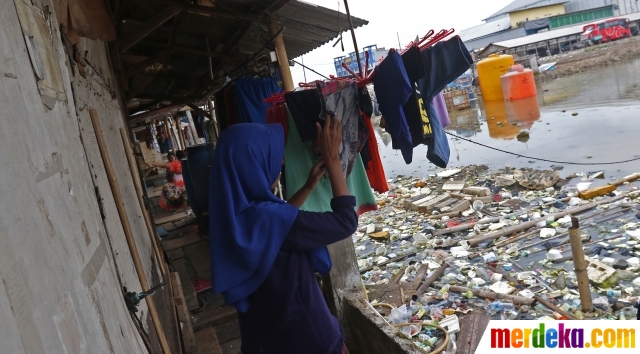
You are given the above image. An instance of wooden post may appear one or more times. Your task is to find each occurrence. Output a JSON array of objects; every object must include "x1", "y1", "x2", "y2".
[
  {"x1": 119, "y1": 128, "x2": 167, "y2": 280},
  {"x1": 268, "y1": 14, "x2": 294, "y2": 90},
  {"x1": 164, "y1": 117, "x2": 177, "y2": 152},
  {"x1": 89, "y1": 110, "x2": 171, "y2": 354},
  {"x1": 175, "y1": 116, "x2": 187, "y2": 149},
  {"x1": 569, "y1": 217, "x2": 593, "y2": 312},
  {"x1": 343, "y1": 0, "x2": 363, "y2": 76}
]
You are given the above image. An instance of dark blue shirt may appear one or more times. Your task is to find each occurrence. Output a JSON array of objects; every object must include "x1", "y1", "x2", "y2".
[
  {"x1": 238, "y1": 196, "x2": 358, "y2": 354},
  {"x1": 373, "y1": 50, "x2": 414, "y2": 164}
]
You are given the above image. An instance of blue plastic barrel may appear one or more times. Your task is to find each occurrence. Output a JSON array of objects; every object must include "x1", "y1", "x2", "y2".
[
  {"x1": 186, "y1": 143, "x2": 215, "y2": 213},
  {"x1": 181, "y1": 158, "x2": 202, "y2": 217}
]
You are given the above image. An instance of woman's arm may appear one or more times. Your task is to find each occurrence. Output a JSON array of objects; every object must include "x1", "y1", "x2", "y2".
[
  {"x1": 148, "y1": 161, "x2": 171, "y2": 169},
  {"x1": 288, "y1": 161, "x2": 325, "y2": 207}
]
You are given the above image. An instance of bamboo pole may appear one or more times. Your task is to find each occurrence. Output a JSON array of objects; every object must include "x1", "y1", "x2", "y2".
[
  {"x1": 609, "y1": 172, "x2": 640, "y2": 186},
  {"x1": 569, "y1": 217, "x2": 593, "y2": 312},
  {"x1": 465, "y1": 193, "x2": 630, "y2": 246},
  {"x1": 164, "y1": 117, "x2": 176, "y2": 153},
  {"x1": 448, "y1": 286, "x2": 535, "y2": 305},
  {"x1": 414, "y1": 263, "x2": 449, "y2": 297},
  {"x1": 487, "y1": 266, "x2": 577, "y2": 320},
  {"x1": 175, "y1": 117, "x2": 186, "y2": 149},
  {"x1": 343, "y1": 0, "x2": 363, "y2": 76},
  {"x1": 89, "y1": 110, "x2": 171, "y2": 354},
  {"x1": 268, "y1": 13, "x2": 294, "y2": 90},
  {"x1": 119, "y1": 128, "x2": 167, "y2": 280}
]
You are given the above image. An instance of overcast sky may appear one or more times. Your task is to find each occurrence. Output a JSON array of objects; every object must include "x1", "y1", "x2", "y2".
[{"x1": 289, "y1": 0, "x2": 513, "y2": 83}]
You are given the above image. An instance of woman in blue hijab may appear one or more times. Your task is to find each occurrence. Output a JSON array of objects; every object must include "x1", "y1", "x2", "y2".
[{"x1": 209, "y1": 115, "x2": 357, "y2": 354}]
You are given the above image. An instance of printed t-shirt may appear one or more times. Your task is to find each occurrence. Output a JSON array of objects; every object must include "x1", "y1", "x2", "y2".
[
  {"x1": 417, "y1": 36, "x2": 473, "y2": 168},
  {"x1": 373, "y1": 50, "x2": 414, "y2": 164}
]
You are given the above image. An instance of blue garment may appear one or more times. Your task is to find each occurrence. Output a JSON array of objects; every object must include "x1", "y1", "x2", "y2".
[
  {"x1": 239, "y1": 196, "x2": 357, "y2": 354},
  {"x1": 208, "y1": 123, "x2": 330, "y2": 312},
  {"x1": 234, "y1": 75, "x2": 282, "y2": 124},
  {"x1": 373, "y1": 50, "x2": 414, "y2": 164},
  {"x1": 418, "y1": 36, "x2": 472, "y2": 168}
]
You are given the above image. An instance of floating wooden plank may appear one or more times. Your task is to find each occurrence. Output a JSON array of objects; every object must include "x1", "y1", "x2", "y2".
[
  {"x1": 417, "y1": 193, "x2": 451, "y2": 213},
  {"x1": 433, "y1": 198, "x2": 457, "y2": 212},
  {"x1": 457, "y1": 314, "x2": 491, "y2": 354},
  {"x1": 193, "y1": 306, "x2": 238, "y2": 332},
  {"x1": 578, "y1": 184, "x2": 616, "y2": 199},
  {"x1": 171, "y1": 272, "x2": 197, "y2": 353},
  {"x1": 175, "y1": 263, "x2": 199, "y2": 311},
  {"x1": 442, "y1": 180, "x2": 466, "y2": 191},
  {"x1": 161, "y1": 229, "x2": 201, "y2": 251},
  {"x1": 196, "y1": 327, "x2": 223, "y2": 354},
  {"x1": 409, "y1": 195, "x2": 437, "y2": 211},
  {"x1": 404, "y1": 193, "x2": 431, "y2": 209}
]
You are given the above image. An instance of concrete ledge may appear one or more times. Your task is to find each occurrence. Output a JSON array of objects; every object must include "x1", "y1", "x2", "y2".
[{"x1": 341, "y1": 292, "x2": 423, "y2": 354}]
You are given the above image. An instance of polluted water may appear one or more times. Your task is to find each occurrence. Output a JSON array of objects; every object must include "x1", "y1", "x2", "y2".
[{"x1": 358, "y1": 58, "x2": 640, "y2": 351}]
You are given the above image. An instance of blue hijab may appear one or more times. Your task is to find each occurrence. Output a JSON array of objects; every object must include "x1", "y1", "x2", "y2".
[{"x1": 209, "y1": 123, "x2": 331, "y2": 312}]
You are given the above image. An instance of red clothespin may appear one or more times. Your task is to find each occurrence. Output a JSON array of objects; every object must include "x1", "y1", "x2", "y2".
[
  {"x1": 400, "y1": 30, "x2": 435, "y2": 55},
  {"x1": 264, "y1": 92, "x2": 285, "y2": 103},
  {"x1": 420, "y1": 29, "x2": 455, "y2": 50}
]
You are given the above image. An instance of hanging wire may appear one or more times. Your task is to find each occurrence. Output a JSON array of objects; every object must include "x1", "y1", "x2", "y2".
[
  {"x1": 290, "y1": 59, "x2": 331, "y2": 80},
  {"x1": 445, "y1": 131, "x2": 640, "y2": 165}
]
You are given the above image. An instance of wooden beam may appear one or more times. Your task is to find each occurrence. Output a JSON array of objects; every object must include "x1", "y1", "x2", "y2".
[
  {"x1": 140, "y1": 40, "x2": 237, "y2": 61},
  {"x1": 125, "y1": 50, "x2": 174, "y2": 78},
  {"x1": 120, "y1": 6, "x2": 183, "y2": 52},
  {"x1": 89, "y1": 110, "x2": 172, "y2": 354},
  {"x1": 186, "y1": 104, "x2": 211, "y2": 119},
  {"x1": 119, "y1": 128, "x2": 168, "y2": 280}
]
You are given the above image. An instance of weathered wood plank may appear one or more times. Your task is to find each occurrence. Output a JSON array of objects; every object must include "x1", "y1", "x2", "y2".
[
  {"x1": 175, "y1": 263, "x2": 199, "y2": 311},
  {"x1": 219, "y1": 337, "x2": 242, "y2": 354},
  {"x1": 457, "y1": 314, "x2": 491, "y2": 354},
  {"x1": 161, "y1": 230, "x2": 201, "y2": 251},
  {"x1": 184, "y1": 240, "x2": 211, "y2": 280},
  {"x1": 193, "y1": 306, "x2": 238, "y2": 332},
  {"x1": 195, "y1": 327, "x2": 223, "y2": 354},
  {"x1": 155, "y1": 211, "x2": 191, "y2": 225},
  {"x1": 171, "y1": 273, "x2": 197, "y2": 353},
  {"x1": 213, "y1": 320, "x2": 240, "y2": 345}
]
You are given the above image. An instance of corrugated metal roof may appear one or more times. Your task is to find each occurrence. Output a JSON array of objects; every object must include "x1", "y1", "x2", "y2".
[
  {"x1": 119, "y1": 0, "x2": 367, "y2": 117},
  {"x1": 478, "y1": 11, "x2": 640, "y2": 56},
  {"x1": 459, "y1": 17, "x2": 512, "y2": 42},
  {"x1": 485, "y1": 0, "x2": 569, "y2": 21}
]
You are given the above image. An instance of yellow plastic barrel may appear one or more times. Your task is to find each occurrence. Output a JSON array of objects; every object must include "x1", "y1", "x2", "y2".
[
  {"x1": 501, "y1": 64, "x2": 537, "y2": 101},
  {"x1": 477, "y1": 54, "x2": 514, "y2": 101}
]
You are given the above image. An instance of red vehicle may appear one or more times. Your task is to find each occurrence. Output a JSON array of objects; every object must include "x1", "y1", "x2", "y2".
[{"x1": 582, "y1": 18, "x2": 631, "y2": 43}]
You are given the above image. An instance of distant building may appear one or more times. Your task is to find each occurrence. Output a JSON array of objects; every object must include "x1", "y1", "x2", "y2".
[
  {"x1": 333, "y1": 45, "x2": 388, "y2": 77},
  {"x1": 461, "y1": 0, "x2": 639, "y2": 51}
]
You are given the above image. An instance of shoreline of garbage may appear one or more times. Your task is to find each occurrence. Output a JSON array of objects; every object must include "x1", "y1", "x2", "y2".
[{"x1": 355, "y1": 164, "x2": 640, "y2": 352}]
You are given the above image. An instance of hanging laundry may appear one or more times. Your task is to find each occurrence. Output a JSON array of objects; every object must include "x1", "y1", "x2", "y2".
[
  {"x1": 373, "y1": 49, "x2": 414, "y2": 164},
  {"x1": 284, "y1": 108, "x2": 376, "y2": 215},
  {"x1": 234, "y1": 75, "x2": 283, "y2": 124},
  {"x1": 266, "y1": 103, "x2": 289, "y2": 141},
  {"x1": 432, "y1": 92, "x2": 450, "y2": 128},
  {"x1": 417, "y1": 35, "x2": 472, "y2": 168},
  {"x1": 285, "y1": 80, "x2": 361, "y2": 178},
  {"x1": 316, "y1": 80, "x2": 360, "y2": 178},
  {"x1": 361, "y1": 110, "x2": 388, "y2": 193},
  {"x1": 284, "y1": 89, "x2": 323, "y2": 142},
  {"x1": 399, "y1": 45, "x2": 433, "y2": 150}
]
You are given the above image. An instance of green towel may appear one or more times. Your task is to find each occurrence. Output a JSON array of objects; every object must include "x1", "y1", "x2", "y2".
[{"x1": 284, "y1": 108, "x2": 377, "y2": 214}]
